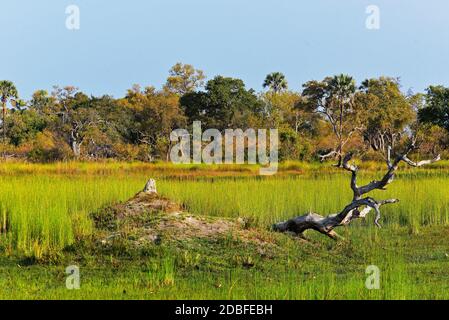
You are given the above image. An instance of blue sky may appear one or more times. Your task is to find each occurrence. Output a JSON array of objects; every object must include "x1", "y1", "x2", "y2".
[{"x1": 1, "y1": 0, "x2": 449, "y2": 99}]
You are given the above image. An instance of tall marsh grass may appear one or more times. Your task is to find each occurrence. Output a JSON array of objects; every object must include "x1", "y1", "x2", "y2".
[
  {"x1": 0, "y1": 175, "x2": 145, "y2": 258},
  {"x1": 0, "y1": 161, "x2": 448, "y2": 258},
  {"x1": 1, "y1": 162, "x2": 449, "y2": 299},
  {"x1": 158, "y1": 173, "x2": 449, "y2": 230}
]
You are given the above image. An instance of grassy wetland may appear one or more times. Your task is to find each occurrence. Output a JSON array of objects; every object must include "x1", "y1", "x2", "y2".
[
  {"x1": 0, "y1": 161, "x2": 449, "y2": 299},
  {"x1": 3, "y1": 0, "x2": 449, "y2": 303}
]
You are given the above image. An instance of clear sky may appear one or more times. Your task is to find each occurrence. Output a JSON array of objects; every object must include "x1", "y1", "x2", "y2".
[{"x1": 1, "y1": 0, "x2": 449, "y2": 99}]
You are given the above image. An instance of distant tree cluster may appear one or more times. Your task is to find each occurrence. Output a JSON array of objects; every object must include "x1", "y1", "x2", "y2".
[{"x1": 0, "y1": 64, "x2": 447, "y2": 162}]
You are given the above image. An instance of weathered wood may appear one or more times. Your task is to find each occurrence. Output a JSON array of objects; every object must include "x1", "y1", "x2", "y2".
[{"x1": 273, "y1": 142, "x2": 440, "y2": 239}]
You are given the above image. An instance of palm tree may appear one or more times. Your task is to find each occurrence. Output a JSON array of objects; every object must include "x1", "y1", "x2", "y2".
[
  {"x1": 328, "y1": 74, "x2": 356, "y2": 165},
  {"x1": 329, "y1": 74, "x2": 356, "y2": 104},
  {"x1": 263, "y1": 72, "x2": 288, "y2": 94},
  {"x1": 0, "y1": 81, "x2": 18, "y2": 140}
]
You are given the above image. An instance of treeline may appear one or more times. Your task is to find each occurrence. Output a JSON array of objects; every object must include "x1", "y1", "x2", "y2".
[{"x1": 0, "y1": 63, "x2": 448, "y2": 162}]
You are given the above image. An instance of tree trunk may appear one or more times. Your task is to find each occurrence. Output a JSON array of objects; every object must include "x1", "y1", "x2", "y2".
[
  {"x1": 2, "y1": 100, "x2": 6, "y2": 141},
  {"x1": 71, "y1": 139, "x2": 81, "y2": 158},
  {"x1": 70, "y1": 129, "x2": 83, "y2": 158}
]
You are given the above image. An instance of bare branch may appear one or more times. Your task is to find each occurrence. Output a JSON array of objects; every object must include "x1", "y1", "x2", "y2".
[
  {"x1": 386, "y1": 146, "x2": 392, "y2": 169},
  {"x1": 273, "y1": 141, "x2": 441, "y2": 240},
  {"x1": 273, "y1": 197, "x2": 399, "y2": 239},
  {"x1": 341, "y1": 152, "x2": 358, "y2": 198},
  {"x1": 342, "y1": 126, "x2": 363, "y2": 147},
  {"x1": 319, "y1": 150, "x2": 338, "y2": 162},
  {"x1": 357, "y1": 144, "x2": 439, "y2": 196},
  {"x1": 402, "y1": 154, "x2": 441, "y2": 167}
]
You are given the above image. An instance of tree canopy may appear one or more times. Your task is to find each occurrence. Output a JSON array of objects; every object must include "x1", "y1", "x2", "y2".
[
  {"x1": 418, "y1": 85, "x2": 449, "y2": 132},
  {"x1": 0, "y1": 64, "x2": 447, "y2": 161}
]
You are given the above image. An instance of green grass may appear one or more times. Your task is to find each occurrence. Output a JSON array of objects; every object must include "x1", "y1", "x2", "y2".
[
  {"x1": 0, "y1": 174, "x2": 147, "y2": 258},
  {"x1": 1, "y1": 226, "x2": 449, "y2": 299},
  {"x1": 158, "y1": 172, "x2": 449, "y2": 230},
  {"x1": 0, "y1": 161, "x2": 449, "y2": 299}
]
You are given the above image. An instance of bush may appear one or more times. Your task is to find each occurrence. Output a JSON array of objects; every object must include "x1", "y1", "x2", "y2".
[
  {"x1": 27, "y1": 130, "x2": 72, "y2": 162},
  {"x1": 112, "y1": 143, "x2": 151, "y2": 161}
]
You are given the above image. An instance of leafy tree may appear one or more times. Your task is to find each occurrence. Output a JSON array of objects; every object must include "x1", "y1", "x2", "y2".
[
  {"x1": 260, "y1": 91, "x2": 318, "y2": 137},
  {"x1": 418, "y1": 85, "x2": 449, "y2": 132},
  {"x1": 302, "y1": 74, "x2": 359, "y2": 164},
  {"x1": 0, "y1": 80, "x2": 18, "y2": 140},
  {"x1": 277, "y1": 125, "x2": 315, "y2": 161},
  {"x1": 0, "y1": 73, "x2": 438, "y2": 162},
  {"x1": 29, "y1": 90, "x2": 56, "y2": 116},
  {"x1": 263, "y1": 72, "x2": 288, "y2": 94},
  {"x1": 5, "y1": 90, "x2": 56, "y2": 152},
  {"x1": 51, "y1": 86, "x2": 101, "y2": 158},
  {"x1": 119, "y1": 86, "x2": 186, "y2": 160},
  {"x1": 293, "y1": 96, "x2": 320, "y2": 136},
  {"x1": 5, "y1": 108, "x2": 47, "y2": 146},
  {"x1": 164, "y1": 63, "x2": 206, "y2": 95},
  {"x1": 181, "y1": 76, "x2": 263, "y2": 130},
  {"x1": 357, "y1": 77, "x2": 414, "y2": 157},
  {"x1": 414, "y1": 123, "x2": 449, "y2": 157},
  {"x1": 81, "y1": 95, "x2": 128, "y2": 158}
]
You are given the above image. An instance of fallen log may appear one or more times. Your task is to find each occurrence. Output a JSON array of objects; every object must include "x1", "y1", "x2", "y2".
[{"x1": 273, "y1": 141, "x2": 440, "y2": 239}]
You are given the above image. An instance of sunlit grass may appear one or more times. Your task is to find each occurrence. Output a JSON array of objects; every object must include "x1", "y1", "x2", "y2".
[
  {"x1": 0, "y1": 174, "x2": 146, "y2": 258},
  {"x1": 1, "y1": 161, "x2": 448, "y2": 257},
  {"x1": 0, "y1": 161, "x2": 449, "y2": 300},
  {"x1": 158, "y1": 173, "x2": 449, "y2": 230}
]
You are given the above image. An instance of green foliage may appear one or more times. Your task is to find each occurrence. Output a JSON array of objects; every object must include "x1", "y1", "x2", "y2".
[
  {"x1": 419, "y1": 85, "x2": 449, "y2": 132},
  {"x1": 6, "y1": 109, "x2": 47, "y2": 146},
  {"x1": 278, "y1": 126, "x2": 314, "y2": 161},
  {"x1": 181, "y1": 76, "x2": 264, "y2": 130},
  {"x1": 164, "y1": 62, "x2": 206, "y2": 95},
  {"x1": 0, "y1": 70, "x2": 448, "y2": 162},
  {"x1": 0, "y1": 80, "x2": 18, "y2": 107},
  {"x1": 119, "y1": 86, "x2": 186, "y2": 160},
  {"x1": 0, "y1": 80, "x2": 19, "y2": 140},
  {"x1": 302, "y1": 74, "x2": 360, "y2": 161},
  {"x1": 357, "y1": 77, "x2": 414, "y2": 152},
  {"x1": 263, "y1": 72, "x2": 288, "y2": 93}
]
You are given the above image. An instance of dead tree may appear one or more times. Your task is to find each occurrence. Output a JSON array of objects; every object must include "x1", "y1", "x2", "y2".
[{"x1": 273, "y1": 142, "x2": 441, "y2": 240}]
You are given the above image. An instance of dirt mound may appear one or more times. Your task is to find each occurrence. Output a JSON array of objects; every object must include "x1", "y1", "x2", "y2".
[
  {"x1": 93, "y1": 187, "x2": 275, "y2": 251},
  {"x1": 114, "y1": 191, "x2": 182, "y2": 218},
  {"x1": 116, "y1": 191, "x2": 239, "y2": 242}
]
